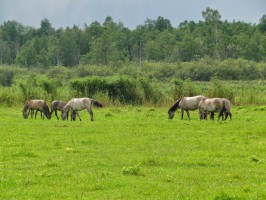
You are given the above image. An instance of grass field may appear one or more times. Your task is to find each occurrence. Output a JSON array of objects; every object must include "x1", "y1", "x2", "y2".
[{"x1": 1, "y1": 106, "x2": 265, "y2": 199}]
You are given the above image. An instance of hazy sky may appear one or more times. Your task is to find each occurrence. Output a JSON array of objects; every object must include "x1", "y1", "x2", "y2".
[{"x1": 0, "y1": 0, "x2": 265, "y2": 29}]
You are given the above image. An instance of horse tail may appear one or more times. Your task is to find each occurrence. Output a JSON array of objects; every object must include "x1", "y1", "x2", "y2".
[{"x1": 92, "y1": 100, "x2": 103, "y2": 108}]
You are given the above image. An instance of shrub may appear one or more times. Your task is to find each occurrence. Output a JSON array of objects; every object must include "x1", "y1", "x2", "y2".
[{"x1": 121, "y1": 165, "x2": 141, "y2": 176}]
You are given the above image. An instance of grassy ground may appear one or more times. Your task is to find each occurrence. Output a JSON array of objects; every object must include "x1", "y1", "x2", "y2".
[{"x1": 1, "y1": 106, "x2": 265, "y2": 199}]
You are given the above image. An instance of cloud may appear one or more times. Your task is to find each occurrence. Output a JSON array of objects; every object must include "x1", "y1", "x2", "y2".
[{"x1": 0, "y1": 0, "x2": 265, "y2": 29}]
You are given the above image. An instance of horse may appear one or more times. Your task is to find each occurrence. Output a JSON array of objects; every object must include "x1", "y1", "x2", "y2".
[
  {"x1": 168, "y1": 95, "x2": 206, "y2": 120},
  {"x1": 222, "y1": 98, "x2": 232, "y2": 120},
  {"x1": 22, "y1": 100, "x2": 51, "y2": 119},
  {"x1": 62, "y1": 98, "x2": 103, "y2": 121},
  {"x1": 198, "y1": 98, "x2": 226, "y2": 120},
  {"x1": 51, "y1": 100, "x2": 78, "y2": 120},
  {"x1": 205, "y1": 98, "x2": 232, "y2": 120}
]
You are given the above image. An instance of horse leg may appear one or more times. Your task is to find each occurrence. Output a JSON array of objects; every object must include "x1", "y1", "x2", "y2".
[
  {"x1": 29, "y1": 109, "x2": 34, "y2": 118},
  {"x1": 181, "y1": 109, "x2": 184, "y2": 120},
  {"x1": 55, "y1": 110, "x2": 59, "y2": 120},
  {"x1": 88, "y1": 109, "x2": 93, "y2": 121},
  {"x1": 41, "y1": 111, "x2": 44, "y2": 119},
  {"x1": 71, "y1": 111, "x2": 76, "y2": 121},
  {"x1": 218, "y1": 110, "x2": 223, "y2": 121},
  {"x1": 210, "y1": 112, "x2": 214, "y2": 120},
  {"x1": 75, "y1": 111, "x2": 82, "y2": 121},
  {"x1": 185, "y1": 110, "x2": 190, "y2": 120},
  {"x1": 35, "y1": 110, "x2": 38, "y2": 119}
]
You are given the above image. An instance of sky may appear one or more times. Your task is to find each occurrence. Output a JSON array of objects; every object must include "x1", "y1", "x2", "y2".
[{"x1": 0, "y1": 0, "x2": 265, "y2": 29}]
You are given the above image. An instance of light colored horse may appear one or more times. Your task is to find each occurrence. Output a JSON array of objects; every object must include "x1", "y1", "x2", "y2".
[
  {"x1": 222, "y1": 98, "x2": 232, "y2": 120},
  {"x1": 62, "y1": 98, "x2": 103, "y2": 121},
  {"x1": 168, "y1": 95, "x2": 206, "y2": 120},
  {"x1": 22, "y1": 99, "x2": 50, "y2": 119},
  {"x1": 198, "y1": 98, "x2": 225, "y2": 120}
]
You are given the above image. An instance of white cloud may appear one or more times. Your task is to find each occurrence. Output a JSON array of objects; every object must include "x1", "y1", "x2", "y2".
[{"x1": 0, "y1": 0, "x2": 265, "y2": 29}]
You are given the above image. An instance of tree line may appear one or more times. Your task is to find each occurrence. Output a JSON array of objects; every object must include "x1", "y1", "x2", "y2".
[{"x1": 0, "y1": 7, "x2": 265, "y2": 68}]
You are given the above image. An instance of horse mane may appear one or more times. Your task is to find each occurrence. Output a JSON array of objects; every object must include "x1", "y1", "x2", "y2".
[
  {"x1": 92, "y1": 100, "x2": 103, "y2": 108},
  {"x1": 63, "y1": 102, "x2": 71, "y2": 112},
  {"x1": 22, "y1": 101, "x2": 30, "y2": 112},
  {"x1": 168, "y1": 98, "x2": 182, "y2": 113}
]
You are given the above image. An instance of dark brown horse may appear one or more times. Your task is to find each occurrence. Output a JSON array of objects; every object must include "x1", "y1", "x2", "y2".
[{"x1": 22, "y1": 100, "x2": 50, "y2": 119}]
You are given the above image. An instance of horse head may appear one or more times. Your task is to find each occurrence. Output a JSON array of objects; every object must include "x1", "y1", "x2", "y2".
[
  {"x1": 22, "y1": 111, "x2": 28, "y2": 119},
  {"x1": 168, "y1": 110, "x2": 175, "y2": 119},
  {"x1": 168, "y1": 98, "x2": 182, "y2": 119},
  {"x1": 43, "y1": 105, "x2": 51, "y2": 119}
]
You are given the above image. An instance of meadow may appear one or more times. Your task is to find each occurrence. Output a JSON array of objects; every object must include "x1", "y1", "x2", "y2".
[{"x1": 1, "y1": 105, "x2": 265, "y2": 199}]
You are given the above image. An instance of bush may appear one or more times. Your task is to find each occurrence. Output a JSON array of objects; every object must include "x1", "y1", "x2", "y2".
[
  {"x1": 121, "y1": 165, "x2": 141, "y2": 176},
  {"x1": 0, "y1": 68, "x2": 14, "y2": 86}
]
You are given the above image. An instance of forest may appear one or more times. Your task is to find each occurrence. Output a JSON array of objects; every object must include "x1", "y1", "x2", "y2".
[{"x1": 0, "y1": 7, "x2": 266, "y2": 106}]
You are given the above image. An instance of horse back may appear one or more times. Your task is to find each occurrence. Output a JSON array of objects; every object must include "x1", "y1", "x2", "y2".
[
  {"x1": 181, "y1": 96, "x2": 206, "y2": 110},
  {"x1": 29, "y1": 99, "x2": 46, "y2": 109}
]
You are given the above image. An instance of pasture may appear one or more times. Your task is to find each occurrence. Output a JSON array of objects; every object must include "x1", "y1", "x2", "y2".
[{"x1": 1, "y1": 106, "x2": 265, "y2": 199}]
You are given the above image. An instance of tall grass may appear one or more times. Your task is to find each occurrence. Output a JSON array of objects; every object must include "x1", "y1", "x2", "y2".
[{"x1": 0, "y1": 64, "x2": 265, "y2": 106}]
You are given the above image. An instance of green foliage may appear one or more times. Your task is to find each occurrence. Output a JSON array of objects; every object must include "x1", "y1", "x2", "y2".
[
  {"x1": 121, "y1": 165, "x2": 141, "y2": 176},
  {"x1": 0, "y1": 68, "x2": 13, "y2": 86},
  {"x1": 1, "y1": 9, "x2": 266, "y2": 67}
]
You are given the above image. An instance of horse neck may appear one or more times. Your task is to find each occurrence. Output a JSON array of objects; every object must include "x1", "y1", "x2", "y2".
[
  {"x1": 169, "y1": 98, "x2": 181, "y2": 113},
  {"x1": 22, "y1": 103, "x2": 29, "y2": 112},
  {"x1": 63, "y1": 103, "x2": 71, "y2": 112}
]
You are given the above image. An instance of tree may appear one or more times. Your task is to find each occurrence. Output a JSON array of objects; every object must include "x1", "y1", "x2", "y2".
[
  {"x1": 155, "y1": 16, "x2": 173, "y2": 32},
  {"x1": 1, "y1": 20, "x2": 25, "y2": 63},
  {"x1": 258, "y1": 15, "x2": 266, "y2": 33},
  {"x1": 202, "y1": 7, "x2": 222, "y2": 59},
  {"x1": 39, "y1": 18, "x2": 54, "y2": 36}
]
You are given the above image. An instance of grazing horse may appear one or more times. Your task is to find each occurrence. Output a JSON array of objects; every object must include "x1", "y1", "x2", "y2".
[
  {"x1": 222, "y1": 98, "x2": 232, "y2": 120},
  {"x1": 62, "y1": 98, "x2": 103, "y2": 121},
  {"x1": 22, "y1": 100, "x2": 50, "y2": 119},
  {"x1": 198, "y1": 98, "x2": 225, "y2": 120},
  {"x1": 51, "y1": 100, "x2": 78, "y2": 120},
  {"x1": 168, "y1": 95, "x2": 206, "y2": 120}
]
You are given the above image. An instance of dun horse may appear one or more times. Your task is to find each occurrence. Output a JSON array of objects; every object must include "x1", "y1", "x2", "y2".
[
  {"x1": 221, "y1": 98, "x2": 232, "y2": 120},
  {"x1": 168, "y1": 95, "x2": 206, "y2": 120},
  {"x1": 50, "y1": 100, "x2": 77, "y2": 120},
  {"x1": 62, "y1": 98, "x2": 103, "y2": 121},
  {"x1": 198, "y1": 98, "x2": 225, "y2": 120},
  {"x1": 199, "y1": 98, "x2": 232, "y2": 120},
  {"x1": 22, "y1": 100, "x2": 50, "y2": 119}
]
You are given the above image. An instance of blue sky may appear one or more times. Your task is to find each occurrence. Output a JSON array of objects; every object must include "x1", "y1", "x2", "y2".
[{"x1": 0, "y1": 0, "x2": 265, "y2": 29}]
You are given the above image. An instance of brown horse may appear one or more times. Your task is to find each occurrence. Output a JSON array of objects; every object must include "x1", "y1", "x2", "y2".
[
  {"x1": 168, "y1": 95, "x2": 206, "y2": 120},
  {"x1": 198, "y1": 98, "x2": 226, "y2": 120},
  {"x1": 22, "y1": 100, "x2": 50, "y2": 119},
  {"x1": 51, "y1": 100, "x2": 77, "y2": 120},
  {"x1": 62, "y1": 98, "x2": 103, "y2": 121}
]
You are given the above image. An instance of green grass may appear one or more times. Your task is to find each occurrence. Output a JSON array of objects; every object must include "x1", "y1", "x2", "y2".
[{"x1": 1, "y1": 106, "x2": 265, "y2": 199}]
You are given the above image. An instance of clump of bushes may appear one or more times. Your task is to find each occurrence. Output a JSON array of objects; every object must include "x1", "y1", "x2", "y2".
[{"x1": 70, "y1": 76, "x2": 162, "y2": 105}]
